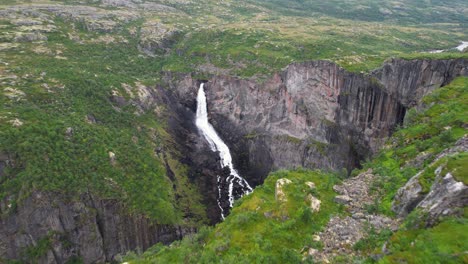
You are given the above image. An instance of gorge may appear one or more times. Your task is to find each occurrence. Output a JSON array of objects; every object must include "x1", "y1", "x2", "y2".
[
  {"x1": 1, "y1": 57, "x2": 467, "y2": 263},
  {"x1": 1, "y1": 1, "x2": 467, "y2": 262}
]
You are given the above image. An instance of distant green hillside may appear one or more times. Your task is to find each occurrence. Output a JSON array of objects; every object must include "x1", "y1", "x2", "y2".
[
  {"x1": 247, "y1": 0, "x2": 468, "y2": 24},
  {"x1": 2, "y1": 0, "x2": 467, "y2": 76}
]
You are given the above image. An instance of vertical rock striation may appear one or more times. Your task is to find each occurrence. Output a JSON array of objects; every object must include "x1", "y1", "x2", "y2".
[
  {"x1": 0, "y1": 191, "x2": 191, "y2": 263},
  {"x1": 171, "y1": 58, "x2": 468, "y2": 184}
]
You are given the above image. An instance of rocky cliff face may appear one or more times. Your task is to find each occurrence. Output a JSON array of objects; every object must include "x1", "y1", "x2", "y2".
[
  {"x1": 392, "y1": 136, "x2": 468, "y2": 226},
  {"x1": 172, "y1": 59, "x2": 468, "y2": 185},
  {"x1": 0, "y1": 191, "x2": 191, "y2": 263}
]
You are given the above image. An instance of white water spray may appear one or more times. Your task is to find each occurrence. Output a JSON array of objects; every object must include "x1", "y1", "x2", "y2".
[{"x1": 195, "y1": 83, "x2": 252, "y2": 219}]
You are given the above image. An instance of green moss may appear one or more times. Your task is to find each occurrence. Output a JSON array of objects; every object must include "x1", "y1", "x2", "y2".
[
  {"x1": 244, "y1": 132, "x2": 259, "y2": 139},
  {"x1": 307, "y1": 140, "x2": 329, "y2": 156},
  {"x1": 276, "y1": 135, "x2": 303, "y2": 145},
  {"x1": 22, "y1": 235, "x2": 52, "y2": 260}
]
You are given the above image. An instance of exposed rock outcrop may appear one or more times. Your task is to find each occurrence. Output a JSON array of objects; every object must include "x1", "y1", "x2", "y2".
[
  {"x1": 418, "y1": 172, "x2": 467, "y2": 226},
  {"x1": 313, "y1": 170, "x2": 399, "y2": 262},
  {"x1": 138, "y1": 21, "x2": 181, "y2": 56},
  {"x1": 305, "y1": 194, "x2": 321, "y2": 212},
  {"x1": 393, "y1": 136, "x2": 468, "y2": 223},
  {"x1": 275, "y1": 178, "x2": 292, "y2": 202}
]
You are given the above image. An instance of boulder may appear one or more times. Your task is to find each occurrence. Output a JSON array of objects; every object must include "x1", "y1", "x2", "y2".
[
  {"x1": 418, "y1": 172, "x2": 467, "y2": 226},
  {"x1": 392, "y1": 172, "x2": 425, "y2": 217},
  {"x1": 334, "y1": 195, "x2": 352, "y2": 205},
  {"x1": 275, "y1": 178, "x2": 292, "y2": 202},
  {"x1": 305, "y1": 181, "x2": 316, "y2": 189},
  {"x1": 306, "y1": 194, "x2": 321, "y2": 212},
  {"x1": 393, "y1": 136, "x2": 468, "y2": 221}
]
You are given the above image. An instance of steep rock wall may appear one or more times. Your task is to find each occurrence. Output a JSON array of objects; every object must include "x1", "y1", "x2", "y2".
[
  {"x1": 172, "y1": 59, "x2": 468, "y2": 184},
  {"x1": 0, "y1": 191, "x2": 190, "y2": 263}
]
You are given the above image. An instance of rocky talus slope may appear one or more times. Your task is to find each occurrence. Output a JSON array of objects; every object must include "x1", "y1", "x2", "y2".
[{"x1": 312, "y1": 170, "x2": 399, "y2": 262}]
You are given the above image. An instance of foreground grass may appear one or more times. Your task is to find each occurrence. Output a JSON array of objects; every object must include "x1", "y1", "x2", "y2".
[
  {"x1": 124, "y1": 169, "x2": 342, "y2": 263},
  {"x1": 379, "y1": 210, "x2": 468, "y2": 264}
]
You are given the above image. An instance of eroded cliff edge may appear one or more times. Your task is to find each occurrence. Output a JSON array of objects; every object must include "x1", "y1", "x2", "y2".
[{"x1": 172, "y1": 58, "x2": 468, "y2": 185}]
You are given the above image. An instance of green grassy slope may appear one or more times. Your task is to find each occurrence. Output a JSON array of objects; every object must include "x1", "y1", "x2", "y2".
[
  {"x1": 0, "y1": 17, "x2": 207, "y2": 225},
  {"x1": 361, "y1": 77, "x2": 468, "y2": 215}
]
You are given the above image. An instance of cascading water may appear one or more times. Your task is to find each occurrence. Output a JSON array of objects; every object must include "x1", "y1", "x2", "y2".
[{"x1": 195, "y1": 83, "x2": 252, "y2": 219}]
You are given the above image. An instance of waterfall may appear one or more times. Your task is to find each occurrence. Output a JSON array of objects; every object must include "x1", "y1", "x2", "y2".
[{"x1": 195, "y1": 83, "x2": 252, "y2": 219}]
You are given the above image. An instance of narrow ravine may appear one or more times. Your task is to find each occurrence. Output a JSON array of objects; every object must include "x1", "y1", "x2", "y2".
[{"x1": 195, "y1": 83, "x2": 253, "y2": 219}]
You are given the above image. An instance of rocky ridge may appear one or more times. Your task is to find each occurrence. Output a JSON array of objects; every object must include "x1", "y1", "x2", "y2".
[{"x1": 0, "y1": 191, "x2": 191, "y2": 264}]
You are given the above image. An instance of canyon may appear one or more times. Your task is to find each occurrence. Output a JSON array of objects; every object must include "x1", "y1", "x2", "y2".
[{"x1": 1, "y1": 58, "x2": 467, "y2": 263}]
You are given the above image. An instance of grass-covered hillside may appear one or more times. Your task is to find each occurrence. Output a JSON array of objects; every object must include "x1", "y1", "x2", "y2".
[
  {"x1": 0, "y1": 14, "x2": 208, "y2": 225},
  {"x1": 2, "y1": 0, "x2": 467, "y2": 77},
  {"x1": 125, "y1": 77, "x2": 468, "y2": 263}
]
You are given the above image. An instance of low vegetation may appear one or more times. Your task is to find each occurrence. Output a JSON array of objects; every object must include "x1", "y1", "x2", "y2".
[{"x1": 124, "y1": 169, "x2": 342, "y2": 263}]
